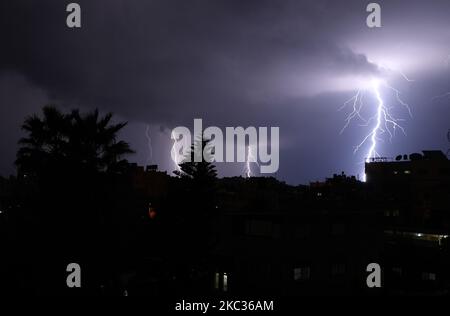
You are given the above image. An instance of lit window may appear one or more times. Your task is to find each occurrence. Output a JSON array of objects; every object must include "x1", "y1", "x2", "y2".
[
  {"x1": 148, "y1": 208, "x2": 157, "y2": 220},
  {"x1": 214, "y1": 273, "x2": 220, "y2": 290},
  {"x1": 294, "y1": 267, "x2": 311, "y2": 281},
  {"x1": 440, "y1": 235, "x2": 449, "y2": 246},
  {"x1": 214, "y1": 272, "x2": 229, "y2": 292},
  {"x1": 404, "y1": 170, "x2": 412, "y2": 174},
  {"x1": 223, "y1": 273, "x2": 228, "y2": 292}
]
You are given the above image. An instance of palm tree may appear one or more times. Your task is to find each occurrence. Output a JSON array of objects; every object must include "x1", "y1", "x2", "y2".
[
  {"x1": 67, "y1": 109, "x2": 134, "y2": 173},
  {"x1": 16, "y1": 106, "x2": 70, "y2": 177},
  {"x1": 14, "y1": 106, "x2": 136, "y2": 294},
  {"x1": 16, "y1": 106, "x2": 134, "y2": 177}
]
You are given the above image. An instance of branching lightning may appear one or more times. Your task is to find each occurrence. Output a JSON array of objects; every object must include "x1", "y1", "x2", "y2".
[
  {"x1": 397, "y1": 69, "x2": 415, "y2": 83},
  {"x1": 341, "y1": 78, "x2": 412, "y2": 172}
]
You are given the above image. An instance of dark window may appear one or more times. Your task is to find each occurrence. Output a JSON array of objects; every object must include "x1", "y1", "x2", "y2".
[
  {"x1": 245, "y1": 220, "x2": 278, "y2": 237},
  {"x1": 294, "y1": 267, "x2": 311, "y2": 281},
  {"x1": 331, "y1": 264, "x2": 346, "y2": 276},
  {"x1": 331, "y1": 223, "x2": 346, "y2": 235},
  {"x1": 422, "y1": 272, "x2": 436, "y2": 281}
]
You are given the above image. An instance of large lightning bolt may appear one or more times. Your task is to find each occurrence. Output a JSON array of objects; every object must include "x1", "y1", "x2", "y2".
[
  {"x1": 341, "y1": 78, "x2": 412, "y2": 180},
  {"x1": 366, "y1": 80, "x2": 384, "y2": 160}
]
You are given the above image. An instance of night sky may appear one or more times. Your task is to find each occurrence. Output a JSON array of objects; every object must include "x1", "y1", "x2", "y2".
[{"x1": 1, "y1": 0, "x2": 449, "y2": 184}]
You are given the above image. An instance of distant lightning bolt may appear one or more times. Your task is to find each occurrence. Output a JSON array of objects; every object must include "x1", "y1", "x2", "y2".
[
  {"x1": 244, "y1": 145, "x2": 259, "y2": 178},
  {"x1": 171, "y1": 130, "x2": 183, "y2": 173},
  {"x1": 145, "y1": 125, "x2": 153, "y2": 165},
  {"x1": 341, "y1": 77, "x2": 412, "y2": 181}
]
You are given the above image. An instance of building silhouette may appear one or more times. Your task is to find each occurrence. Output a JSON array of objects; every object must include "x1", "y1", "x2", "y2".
[
  {"x1": 366, "y1": 150, "x2": 450, "y2": 294},
  {"x1": 117, "y1": 151, "x2": 450, "y2": 295},
  {"x1": 1, "y1": 151, "x2": 449, "y2": 296}
]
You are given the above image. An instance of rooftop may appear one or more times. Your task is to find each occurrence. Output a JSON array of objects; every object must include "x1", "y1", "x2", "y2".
[{"x1": 366, "y1": 150, "x2": 448, "y2": 164}]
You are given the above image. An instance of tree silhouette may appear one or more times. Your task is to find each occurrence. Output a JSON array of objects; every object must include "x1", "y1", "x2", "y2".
[
  {"x1": 16, "y1": 106, "x2": 133, "y2": 177},
  {"x1": 171, "y1": 137, "x2": 219, "y2": 268},
  {"x1": 174, "y1": 137, "x2": 217, "y2": 185},
  {"x1": 14, "y1": 106, "x2": 135, "y2": 294}
]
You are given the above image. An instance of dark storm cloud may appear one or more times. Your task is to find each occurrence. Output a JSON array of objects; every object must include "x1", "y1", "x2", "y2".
[
  {"x1": 0, "y1": 0, "x2": 380, "y2": 123},
  {"x1": 1, "y1": 0, "x2": 450, "y2": 183}
]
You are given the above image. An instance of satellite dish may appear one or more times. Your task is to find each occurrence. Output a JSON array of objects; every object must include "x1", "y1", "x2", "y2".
[
  {"x1": 410, "y1": 153, "x2": 423, "y2": 161},
  {"x1": 396, "y1": 155, "x2": 402, "y2": 161}
]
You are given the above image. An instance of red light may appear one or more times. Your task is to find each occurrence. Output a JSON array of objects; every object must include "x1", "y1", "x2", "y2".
[{"x1": 149, "y1": 208, "x2": 157, "y2": 220}]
